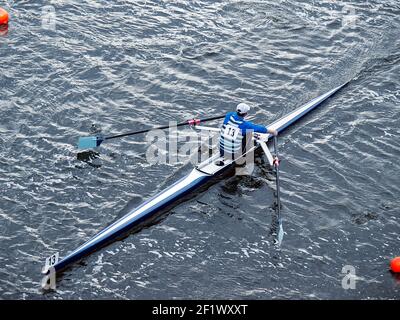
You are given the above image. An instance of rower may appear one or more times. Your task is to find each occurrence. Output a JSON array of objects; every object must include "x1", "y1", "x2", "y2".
[{"x1": 219, "y1": 103, "x2": 277, "y2": 160}]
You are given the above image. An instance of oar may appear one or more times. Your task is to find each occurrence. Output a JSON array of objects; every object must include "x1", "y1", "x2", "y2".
[
  {"x1": 78, "y1": 115, "x2": 226, "y2": 149},
  {"x1": 273, "y1": 136, "x2": 284, "y2": 246}
]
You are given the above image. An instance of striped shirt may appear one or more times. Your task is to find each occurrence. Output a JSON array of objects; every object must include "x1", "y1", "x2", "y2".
[{"x1": 219, "y1": 112, "x2": 268, "y2": 158}]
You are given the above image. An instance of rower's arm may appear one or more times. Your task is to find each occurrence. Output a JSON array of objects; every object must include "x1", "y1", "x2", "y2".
[
  {"x1": 242, "y1": 122, "x2": 268, "y2": 134},
  {"x1": 267, "y1": 127, "x2": 278, "y2": 136},
  {"x1": 242, "y1": 122, "x2": 278, "y2": 136}
]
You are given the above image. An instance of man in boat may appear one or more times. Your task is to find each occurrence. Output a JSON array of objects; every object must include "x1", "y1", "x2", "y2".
[{"x1": 219, "y1": 103, "x2": 277, "y2": 160}]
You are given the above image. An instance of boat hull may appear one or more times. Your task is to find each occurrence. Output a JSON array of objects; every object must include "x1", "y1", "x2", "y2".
[
  {"x1": 49, "y1": 82, "x2": 349, "y2": 273},
  {"x1": 53, "y1": 169, "x2": 211, "y2": 272}
]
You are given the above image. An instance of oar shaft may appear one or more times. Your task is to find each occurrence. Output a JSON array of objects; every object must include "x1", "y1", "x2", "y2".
[
  {"x1": 104, "y1": 115, "x2": 226, "y2": 141},
  {"x1": 273, "y1": 136, "x2": 281, "y2": 218},
  {"x1": 273, "y1": 135, "x2": 283, "y2": 246}
]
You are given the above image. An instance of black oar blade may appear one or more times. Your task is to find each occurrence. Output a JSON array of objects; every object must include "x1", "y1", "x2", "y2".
[{"x1": 78, "y1": 136, "x2": 104, "y2": 149}]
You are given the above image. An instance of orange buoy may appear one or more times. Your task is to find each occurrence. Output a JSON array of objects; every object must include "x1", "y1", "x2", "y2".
[
  {"x1": 391, "y1": 257, "x2": 400, "y2": 273},
  {"x1": 0, "y1": 8, "x2": 9, "y2": 25}
]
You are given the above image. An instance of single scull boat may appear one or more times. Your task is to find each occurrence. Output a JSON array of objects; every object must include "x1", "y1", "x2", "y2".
[{"x1": 43, "y1": 82, "x2": 348, "y2": 274}]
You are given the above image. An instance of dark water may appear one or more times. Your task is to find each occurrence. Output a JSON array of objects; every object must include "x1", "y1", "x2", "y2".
[{"x1": 1, "y1": 0, "x2": 399, "y2": 299}]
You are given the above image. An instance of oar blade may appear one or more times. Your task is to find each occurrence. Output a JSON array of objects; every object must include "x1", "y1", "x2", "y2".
[
  {"x1": 78, "y1": 136, "x2": 103, "y2": 149},
  {"x1": 277, "y1": 220, "x2": 284, "y2": 246}
]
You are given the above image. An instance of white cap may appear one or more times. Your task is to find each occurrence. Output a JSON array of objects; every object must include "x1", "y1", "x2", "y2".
[{"x1": 236, "y1": 103, "x2": 250, "y2": 114}]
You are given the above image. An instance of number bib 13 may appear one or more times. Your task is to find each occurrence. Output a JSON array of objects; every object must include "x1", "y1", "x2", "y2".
[{"x1": 223, "y1": 124, "x2": 240, "y2": 140}]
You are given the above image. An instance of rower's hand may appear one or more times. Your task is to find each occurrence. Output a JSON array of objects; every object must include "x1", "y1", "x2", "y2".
[{"x1": 269, "y1": 128, "x2": 278, "y2": 136}]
